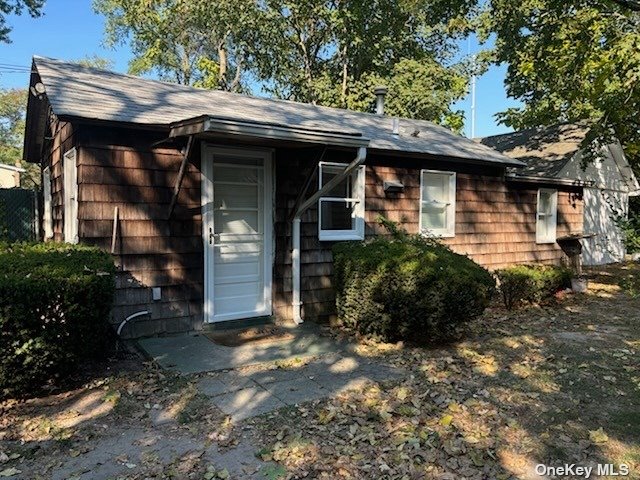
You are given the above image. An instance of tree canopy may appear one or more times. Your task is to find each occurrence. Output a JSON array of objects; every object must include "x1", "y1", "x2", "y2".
[
  {"x1": 0, "y1": 0, "x2": 44, "y2": 42},
  {"x1": 0, "y1": 88, "x2": 39, "y2": 187},
  {"x1": 94, "y1": 0, "x2": 476, "y2": 130},
  {"x1": 94, "y1": 0, "x2": 640, "y2": 151},
  {"x1": 478, "y1": 0, "x2": 640, "y2": 162}
]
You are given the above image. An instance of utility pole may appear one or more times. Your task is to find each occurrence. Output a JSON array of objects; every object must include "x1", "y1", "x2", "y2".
[
  {"x1": 467, "y1": 37, "x2": 477, "y2": 139},
  {"x1": 471, "y1": 62, "x2": 476, "y2": 139}
]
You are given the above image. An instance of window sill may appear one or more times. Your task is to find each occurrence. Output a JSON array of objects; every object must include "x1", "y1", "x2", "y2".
[
  {"x1": 536, "y1": 239, "x2": 556, "y2": 245},
  {"x1": 319, "y1": 232, "x2": 364, "y2": 242},
  {"x1": 420, "y1": 230, "x2": 455, "y2": 239}
]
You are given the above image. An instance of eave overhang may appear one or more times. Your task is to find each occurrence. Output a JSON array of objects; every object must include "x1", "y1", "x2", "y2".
[{"x1": 169, "y1": 114, "x2": 370, "y2": 149}]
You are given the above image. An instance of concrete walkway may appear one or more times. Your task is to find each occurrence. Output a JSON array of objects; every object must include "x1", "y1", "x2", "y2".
[
  {"x1": 138, "y1": 324, "x2": 348, "y2": 374},
  {"x1": 137, "y1": 326, "x2": 405, "y2": 422},
  {"x1": 198, "y1": 353, "x2": 403, "y2": 421}
]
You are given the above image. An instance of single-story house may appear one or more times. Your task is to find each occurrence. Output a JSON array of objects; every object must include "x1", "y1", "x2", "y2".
[
  {"x1": 480, "y1": 124, "x2": 639, "y2": 265},
  {"x1": 24, "y1": 57, "x2": 585, "y2": 337},
  {"x1": 0, "y1": 162, "x2": 25, "y2": 188}
]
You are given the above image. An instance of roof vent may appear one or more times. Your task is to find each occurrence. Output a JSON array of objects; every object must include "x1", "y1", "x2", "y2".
[
  {"x1": 392, "y1": 117, "x2": 400, "y2": 137},
  {"x1": 374, "y1": 86, "x2": 387, "y2": 115}
]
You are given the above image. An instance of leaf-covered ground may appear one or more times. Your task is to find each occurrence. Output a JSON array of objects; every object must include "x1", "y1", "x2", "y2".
[
  {"x1": 253, "y1": 264, "x2": 640, "y2": 479},
  {"x1": 1, "y1": 263, "x2": 639, "y2": 479}
]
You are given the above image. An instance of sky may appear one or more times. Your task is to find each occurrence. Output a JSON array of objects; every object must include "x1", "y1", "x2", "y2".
[{"x1": 0, "y1": 1, "x2": 520, "y2": 139}]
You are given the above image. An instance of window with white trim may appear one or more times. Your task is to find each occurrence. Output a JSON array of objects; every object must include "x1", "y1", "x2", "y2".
[
  {"x1": 63, "y1": 148, "x2": 79, "y2": 244},
  {"x1": 318, "y1": 162, "x2": 365, "y2": 241},
  {"x1": 42, "y1": 166, "x2": 53, "y2": 239},
  {"x1": 536, "y1": 188, "x2": 558, "y2": 244},
  {"x1": 419, "y1": 170, "x2": 456, "y2": 237}
]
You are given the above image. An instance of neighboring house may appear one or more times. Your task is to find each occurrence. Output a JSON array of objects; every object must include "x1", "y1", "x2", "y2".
[
  {"x1": 480, "y1": 124, "x2": 639, "y2": 265},
  {"x1": 0, "y1": 162, "x2": 25, "y2": 188},
  {"x1": 24, "y1": 57, "x2": 585, "y2": 337}
]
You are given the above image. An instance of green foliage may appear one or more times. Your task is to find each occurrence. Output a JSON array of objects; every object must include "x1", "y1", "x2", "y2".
[
  {"x1": 495, "y1": 264, "x2": 572, "y2": 310},
  {"x1": 478, "y1": 0, "x2": 640, "y2": 166},
  {"x1": 94, "y1": 0, "x2": 253, "y2": 90},
  {"x1": 0, "y1": 243, "x2": 116, "y2": 398},
  {"x1": 618, "y1": 273, "x2": 640, "y2": 297},
  {"x1": 615, "y1": 204, "x2": 640, "y2": 253},
  {"x1": 332, "y1": 232, "x2": 495, "y2": 344},
  {"x1": 314, "y1": 58, "x2": 468, "y2": 132},
  {"x1": 0, "y1": 88, "x2": 25, "y2": 164},
  {"x1": 252, "y1": 0, "x2": 472, "y2": 127},
  {"x1": 0, "y1": 0, "x2": 44, "y2": 42},
  {"x1": 95, "y1": 0, "x2": 474, "y2": 127},
  {"x1": 0, "y1": 88, "x2": 40, "y2": 188},
  {"x1": 73, "y1": 55, "x2": 115, "y2": 70}
]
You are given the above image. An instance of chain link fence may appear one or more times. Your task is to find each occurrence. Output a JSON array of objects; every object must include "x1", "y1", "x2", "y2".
[{"x1": 0, "y1": 188, "x2": 37, "y2": 242}]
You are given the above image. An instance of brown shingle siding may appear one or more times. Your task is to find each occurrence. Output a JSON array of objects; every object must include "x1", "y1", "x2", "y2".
[{"x1": 75, "y1": 126, "x2": 203, "y2": 337}]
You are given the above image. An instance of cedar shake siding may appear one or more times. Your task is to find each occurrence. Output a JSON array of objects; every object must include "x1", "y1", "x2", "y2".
[
  {"x1": 74, "y1": 126, "x2": 204, "y2": 338},
  {"x1": 38, "y1": 123, "x2": 583, "y2": 337},
  {"x1": 275, "y1": 153, "x2": 584, "y2": 324},
  {"x1": 366, "y1": 162, "x2": 583, "y2": 269}
]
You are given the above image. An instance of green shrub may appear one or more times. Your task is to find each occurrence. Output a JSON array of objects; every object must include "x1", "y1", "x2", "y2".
[
  {"x1": 332, "y1": 235, "x2": 495, "y2": 344},
  {"x1": 495, "y1": 264, "x2": 572, "y2": 310},
  {"x1": 0, "y1": 242, "x2": 116, "y2": 398}
]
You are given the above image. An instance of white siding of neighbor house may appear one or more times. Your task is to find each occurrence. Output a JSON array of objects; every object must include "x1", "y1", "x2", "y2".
[
  {"x1": 0, "y1": 166, "x2": 20, "y2": 188},
  {"x1": 558, "y1": 147, "x2": 635, "y2": 265},
  {"x1": 582, "y1": 187, "x2": 627, "y2": 265}
]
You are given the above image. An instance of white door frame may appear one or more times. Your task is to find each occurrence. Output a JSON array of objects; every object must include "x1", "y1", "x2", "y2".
[{"x1": 201, "y1": 144, "x2": 274, "y2": 323}]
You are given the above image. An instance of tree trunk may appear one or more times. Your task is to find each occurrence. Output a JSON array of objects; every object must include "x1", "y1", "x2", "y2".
[
  {"x1": 218, "y1": 41, "x2": 228, "y2": 90},
  {"x1": 230, "y1": 53, "x2": 244, "y2": 92}
]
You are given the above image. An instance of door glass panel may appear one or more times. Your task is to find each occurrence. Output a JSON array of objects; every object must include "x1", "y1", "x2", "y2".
[
  {"x1": 212, "y1": 165, "x2": 260, "y2": 184},
  {"x1": 214, "y1": 184, "x2": 259, "y2": 209},
  {"x1": 210, "y1": 157, "x2": 266, "y2": 320},
  {"x1": 214, "y1": 209, "x2": 260, "y2": 234}
]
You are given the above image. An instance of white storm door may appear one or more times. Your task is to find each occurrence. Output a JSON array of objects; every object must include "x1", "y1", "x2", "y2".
[{"x1": 202, "y1": 146, "x2": 273, "y2": 323}]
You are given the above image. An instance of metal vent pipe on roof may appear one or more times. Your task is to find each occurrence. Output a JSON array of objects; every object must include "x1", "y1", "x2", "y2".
[{"x1": 374, "y1": 86, "x2": 387, "y2": 115}]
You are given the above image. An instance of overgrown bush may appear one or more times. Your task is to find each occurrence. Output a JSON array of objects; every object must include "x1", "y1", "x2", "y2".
[
  {"x1": 332, "y1": 231, "x2": 495, "y2": 344},
  {"x1": 615, "y1": 212, "x2": 640, "y2": 254},
  {"x1": 0, "y1": 242, "x2": 116, "y2": 398},
  {"x1": 495, "y1": 264, "x2": 572, "y2": 310}
]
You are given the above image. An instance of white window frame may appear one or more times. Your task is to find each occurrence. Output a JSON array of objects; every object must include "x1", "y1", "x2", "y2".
[
  {"x1": 419, "y1": 169, "x2": 456, "y2": 238},
  {"x1": 63, "y1": 148, "x2": 79, "y2": 244},
  {"x1": 42, "y1": 166, "x2": 53, "y2": 239},
  {"x1": 318, "y1": 161, "x2": 365, "y2": 241},
  {"x1": 536, "y1": 188, "x2": 558, "y2": 244}
]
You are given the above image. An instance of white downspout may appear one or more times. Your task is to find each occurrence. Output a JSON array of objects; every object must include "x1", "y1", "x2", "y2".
[
  {"x1": 291, "y1": 146, "x2": 367, "y2": 324},
  {"x1": 292, "y1": 217, "x2": 302, "y2": 323}
]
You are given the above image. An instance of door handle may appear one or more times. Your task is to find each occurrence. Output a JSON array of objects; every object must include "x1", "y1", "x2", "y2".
[{"x1": 209, "y1": 227, "x2": 214, "y2": 245}]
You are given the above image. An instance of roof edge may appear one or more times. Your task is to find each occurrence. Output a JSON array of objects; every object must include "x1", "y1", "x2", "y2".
[
  {"x1": 169, "y1": 115, "x2": 370, "y2": 149},
  {"x1": 506, "y1": 172, "x2": 592, "y2": 187}
]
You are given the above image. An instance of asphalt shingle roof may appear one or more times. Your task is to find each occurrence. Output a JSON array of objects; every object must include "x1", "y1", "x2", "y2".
[
  {"x1": 32, "y1": 56, "x2": 522, "y2": 166},
  {"x1": 479, "y1": 123, "x2": 589, "y2": 177}
]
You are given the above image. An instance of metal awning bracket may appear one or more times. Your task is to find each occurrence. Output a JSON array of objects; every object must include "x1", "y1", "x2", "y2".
[{"x1": 167, "y1": 135, "x2": 194, "y2": 220}]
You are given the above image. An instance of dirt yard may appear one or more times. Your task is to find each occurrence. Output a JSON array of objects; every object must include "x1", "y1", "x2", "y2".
[{"x1": 1, "y1": 264, "x2": 639, "y2": 479}]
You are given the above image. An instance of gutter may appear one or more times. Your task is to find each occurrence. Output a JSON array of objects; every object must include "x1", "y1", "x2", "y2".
[
  {"x1": 0, "y1": 164, "x2": 26, "y2": 173},
  {"x1": 505, "y1": 173, "x2": 594, "y2": 187},
  {"x1": 291, "y1": 146, "x2": 367, "y2": 324}
]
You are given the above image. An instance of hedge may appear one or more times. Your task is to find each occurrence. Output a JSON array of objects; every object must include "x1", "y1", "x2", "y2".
[
  {"x1": 0, "y1": 242, "x2": 116, "y2": 398},
  {"x1": 332, "y1": 235, "x2": 495, "y2": 344},
  {"x1": 495, "y1": 264, "x2": 572, "y2": 310}
]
